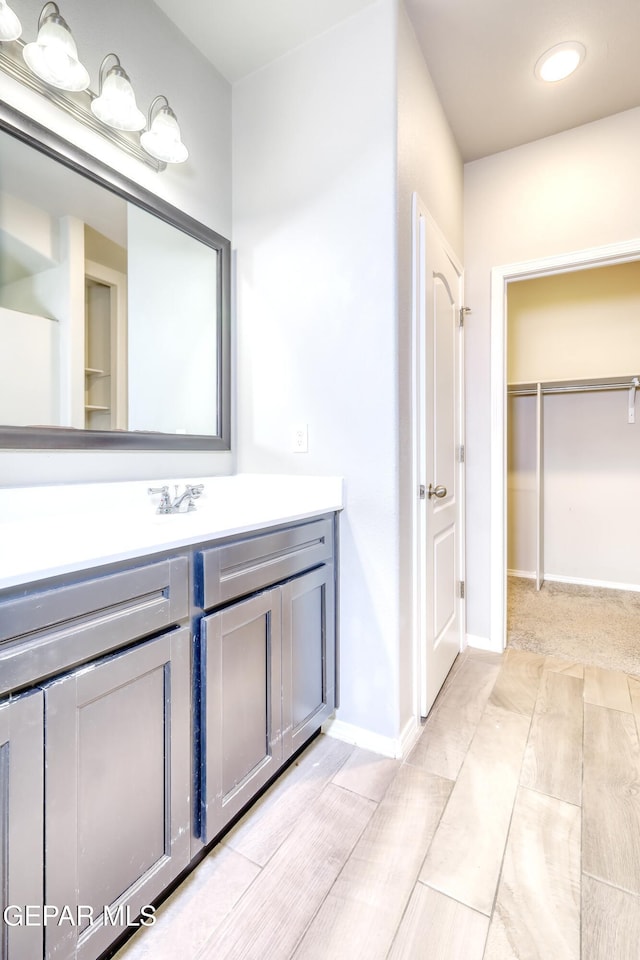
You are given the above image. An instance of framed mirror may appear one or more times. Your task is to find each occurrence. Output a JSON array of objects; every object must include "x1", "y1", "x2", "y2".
[{"x1": 0, "y1": 101, "x2": 230, "y2": 450}]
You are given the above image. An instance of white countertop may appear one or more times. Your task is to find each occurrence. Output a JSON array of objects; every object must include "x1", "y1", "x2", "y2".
[{"x1": 0, "y1": 474, "x2": 343, "y2": 590}]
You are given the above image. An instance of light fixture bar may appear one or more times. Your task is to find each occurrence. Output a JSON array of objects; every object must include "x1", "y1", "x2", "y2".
[{"x1": 0, "y1": 38, "x2": 164, "y2": 170}]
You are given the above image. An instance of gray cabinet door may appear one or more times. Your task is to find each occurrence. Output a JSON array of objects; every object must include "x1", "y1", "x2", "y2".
[
  {"x1": 200, "y1": 590, "x2": 282, "y2": 843},
  {"x1": 43, "y1": 627, "x2": 191, "y2": 960},
  {"x1": 282, "y1": 564, "x2": 336, "y2": 759},
  {"x1": 0, "y1": 690, "x2": 43, "y2": 960}
]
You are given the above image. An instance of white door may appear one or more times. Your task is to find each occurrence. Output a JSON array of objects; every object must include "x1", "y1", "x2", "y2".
[{"x1": 413, "y1": 196, "x2": 464, "y2": 718}]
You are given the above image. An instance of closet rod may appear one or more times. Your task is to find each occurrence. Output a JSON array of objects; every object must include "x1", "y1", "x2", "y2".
[{"x1": 508, "y1": 377, "x2": 640, "y2": 398}]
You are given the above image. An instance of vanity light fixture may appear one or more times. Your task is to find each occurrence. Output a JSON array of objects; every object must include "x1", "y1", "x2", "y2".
[
  {"x1": 0, "y1": 4, "x2": 189, "y2": 169},
  {"x1": 140, "y1": 95, "x2": 188, "y2": 164},
  {"x1": 23, "y1": 2, "x2": 89, "y2": 91},
  {"x1": 534, "y1": 41, "x2": 586, "y2": 83},
  {"x1": 0, "y1": 1, "x2": 22, "y2": 42},
  {"x1": 91, "y1": 54, "x2": 145, "y2": 132}
]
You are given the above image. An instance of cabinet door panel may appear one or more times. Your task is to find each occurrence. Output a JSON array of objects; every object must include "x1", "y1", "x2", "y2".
[
  {"x1": 0, "y1": 691, "x2": 43, "y2": 960},
  {"x1": 201, "y1": 591, "x2": 282, "y2": 843},
  {"x1": 44, "y1": 627, "x2": 190, "y2": 960},
  {"x1": 77, "y1": 666, "x2": 166, "y2": 916},
  {"x1": 282, "y1": 565, "x2": 335, "y2": 758},
  {"x1": 220, "y1": 615, "x2": 269, "y2": 791}
]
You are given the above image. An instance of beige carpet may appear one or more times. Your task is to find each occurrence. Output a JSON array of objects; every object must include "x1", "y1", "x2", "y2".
[{"x1": 507, "y1": 576, "x2": 640, "y2": 675}]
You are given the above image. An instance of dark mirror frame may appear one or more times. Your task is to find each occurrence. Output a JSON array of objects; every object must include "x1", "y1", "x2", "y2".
[{"x1": 0, "y1": 101, "x2": 231, "y2": 451}]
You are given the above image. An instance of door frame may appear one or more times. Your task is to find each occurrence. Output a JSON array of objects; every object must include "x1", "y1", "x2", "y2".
[
  {"x1": 411, "y1": 195, "x2": 466, "y2": 720},
  {"x1": 489, "y1": 237, "x2": 640, "y2": 648},
  {"x1": 84, "y1": 259, "x2": 128, "y2": 430}
]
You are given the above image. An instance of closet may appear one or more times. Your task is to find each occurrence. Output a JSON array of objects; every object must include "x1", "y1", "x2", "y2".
[
  {"x1": 84, "y1": 225, "x2": 128, "y2": 431},
  {"x1": 507, "y1": 261, "x2": 640, "y2": 593}
]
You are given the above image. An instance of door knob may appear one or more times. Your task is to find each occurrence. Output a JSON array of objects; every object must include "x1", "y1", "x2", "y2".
[{"x1": 428, "y1": 483, "x2": 447, "y2": 499}]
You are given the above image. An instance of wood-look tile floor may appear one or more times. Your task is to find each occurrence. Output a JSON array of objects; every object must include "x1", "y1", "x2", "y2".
[{"x1": 113, "y1": 648, "x2": 640, "y2": 960}]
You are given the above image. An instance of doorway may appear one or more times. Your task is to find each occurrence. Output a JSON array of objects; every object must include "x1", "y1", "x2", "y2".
[
  {"x1": 84, "y1": 259, "x2": 127, "y2": 431},
  {"x1": 490, "y1": 237, "x2": 640, "y2": 650}
]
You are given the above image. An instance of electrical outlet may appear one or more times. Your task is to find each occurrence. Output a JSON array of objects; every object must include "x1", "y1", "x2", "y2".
[{"x1": 292, "y1": 424, "x2": 308, "y2": 453}]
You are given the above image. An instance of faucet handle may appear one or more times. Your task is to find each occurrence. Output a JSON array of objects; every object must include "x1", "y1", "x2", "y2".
[
  {"x1": 148, "y1": 485, "x2": 172, "y2": 514},
  {"x1": 187, "y1": 483, "x2": 204, "y2": 498}
]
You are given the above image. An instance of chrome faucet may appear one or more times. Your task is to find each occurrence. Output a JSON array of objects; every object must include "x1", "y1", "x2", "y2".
[{"x1": 148, "y1": 483, "x2": 204, "y2": 514}]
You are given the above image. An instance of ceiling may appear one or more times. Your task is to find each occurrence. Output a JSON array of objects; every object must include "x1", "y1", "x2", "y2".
[{"x1": 152, "y1": 0, "x2": 640, "y2": 161}]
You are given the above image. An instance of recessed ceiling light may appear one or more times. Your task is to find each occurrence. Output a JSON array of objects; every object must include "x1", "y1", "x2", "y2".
[{"x1": 535, "y1": 41, "x2": 586, "y2": 82}]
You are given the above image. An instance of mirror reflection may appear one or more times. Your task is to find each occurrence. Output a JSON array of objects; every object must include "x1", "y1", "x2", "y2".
[{"x1": 0, "y1": 127, "x2": 220, "y2": 439}]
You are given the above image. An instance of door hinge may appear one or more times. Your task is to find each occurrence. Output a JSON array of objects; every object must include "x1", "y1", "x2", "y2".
[
  {"x1": 458, "y1": 444, "x2": 465, "y2": 463},
  {"x1": 458, "y1": 580, "x2": 465, "y2": 599},
  {"x1": 459, "y1": 306, "x2": 471, "y2": 327}
]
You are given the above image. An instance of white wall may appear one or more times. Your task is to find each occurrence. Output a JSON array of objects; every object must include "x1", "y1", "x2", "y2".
[
  {"x1": 397, "y1": 4, "x2": 463, "y2": 730},
  {"x1": 0, "y1": 306, "x2": 58, "y2": 423},
  {"x1": 234, "y1": 0, "x2": 463, "y2": 747},
  {"x1": 1, "y1": 0, "x2": 233, "y2": 485},
  {"x1": 234, "y1": 0, "x2": 401, "y2": 742},
  {"x1": 127, "y1": 206, "x2": 218, "y2": 435},
  {"x1": 543, "y1": 391, "x2": 640, "y2": 587},
  {"x1": 464, "y1": 107, "x2": 640, "y2": 642}
]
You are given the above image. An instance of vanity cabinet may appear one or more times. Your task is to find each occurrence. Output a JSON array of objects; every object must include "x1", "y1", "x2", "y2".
[
  {"x1": 0, "y1": 509, "x2": 338, "y2": 960},
  {"x1": 198, "y1": 517, "x2": 336, "y2": 844}
]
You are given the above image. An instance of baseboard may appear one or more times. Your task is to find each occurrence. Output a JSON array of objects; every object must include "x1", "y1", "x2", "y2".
[
  {"x1": 399, "y1": 715, "x2": 422, "y2": 758},
  {"x1": 322, "y1": 715, "x2": 420, "y2": 760},
  {"x1": 509, "y1": 570, "x2": 640, "y2": 593},
  {"x1": 542, "y1": 573, "x2": 640, "y2": 593},
  {"x1": 466, "y1": 632, "x2": 503, "y2": 654}
]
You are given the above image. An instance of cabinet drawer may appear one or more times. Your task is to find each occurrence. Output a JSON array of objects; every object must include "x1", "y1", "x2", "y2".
[
  {"x1": 199, "y1": 517, "x2": 333, "y2": 609},
  {"x1": 0, "y1": 556, "x2": 189, "y2": 696}
]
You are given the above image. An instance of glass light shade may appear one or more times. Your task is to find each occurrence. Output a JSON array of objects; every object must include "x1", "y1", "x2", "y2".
[
  {"x1": 535, "y1": 41, "x2": 585, "y2": 83},
  {"x1": 23, "y1": 14, "x2": 89, "y2": 91},
  {"x1": 0, "y1": 1, "x2": 22, "y2": 42},
  {"x1": 141, "y1": 107, "x2": 188, "y2": 164},
  {"x1": 91, "y1": 69, "x2": 145, "y2": 132}
]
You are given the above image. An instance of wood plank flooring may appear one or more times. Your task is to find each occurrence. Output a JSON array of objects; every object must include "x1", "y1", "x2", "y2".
[{"x1": 114, "y1": 648, "x2": 640, "y2": 960}]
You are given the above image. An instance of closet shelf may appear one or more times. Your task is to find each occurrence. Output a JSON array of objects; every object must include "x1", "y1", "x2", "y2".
[{"x1": 508, "y1": 375, "x2": 639, "y2": 397}]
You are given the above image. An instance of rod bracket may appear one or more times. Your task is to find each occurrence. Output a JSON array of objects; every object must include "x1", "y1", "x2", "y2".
[{"x1": 629, "y1": 377, "x2": 638, "y2": 424}]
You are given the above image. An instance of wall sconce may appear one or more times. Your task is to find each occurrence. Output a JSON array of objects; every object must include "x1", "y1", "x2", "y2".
[
  {"x1": 91, "y1": 54, "x2": 145, "y2": 132},
  {"x1": 23, "y1": 2, "x2": 89, "y2": 92},
  {"x1": 140, "y1": 95, "x2": 188, "y2": 164},
  {"x1": 0, "y1": 2, "x2": 189, "y2": 170},
  {"x1": 0, "y1": 1, "x2": 21, "y2": 42}
]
